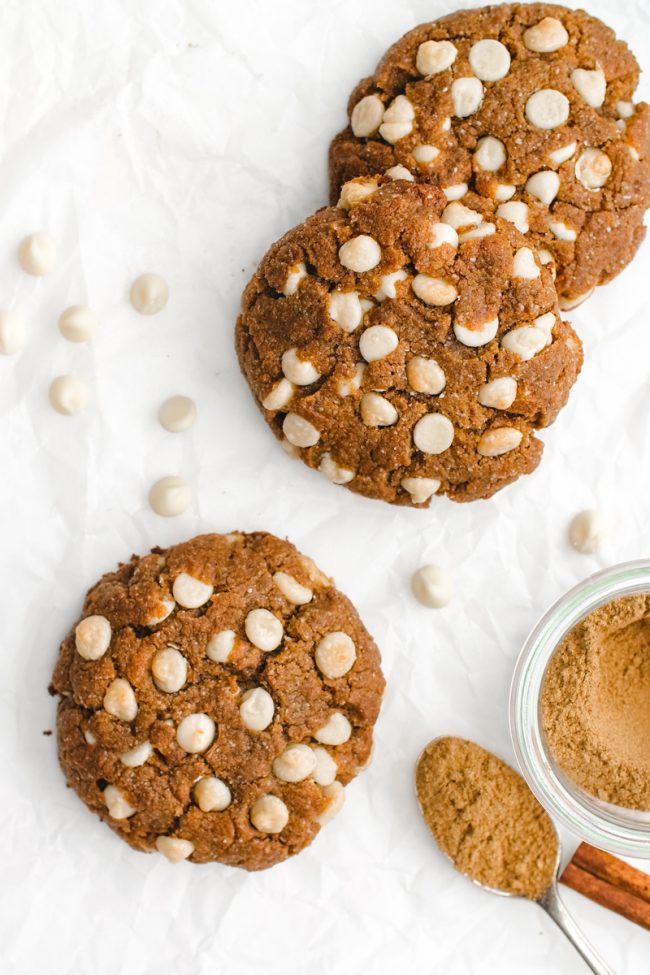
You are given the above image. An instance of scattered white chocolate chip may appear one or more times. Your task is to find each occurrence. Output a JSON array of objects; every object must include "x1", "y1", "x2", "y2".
[
  {"x1": 152, "y1": 646, "x2": 188, "y2": 693},
  {"x1": 145, "y1": 599, "x2": 175, "y2": 627},
  {"x1": 525, "y1": 89, "x2": 569, "y2": 129},
  {"x1": 416, "y1": 39, "x2": 457, "y2": 76},
  {"x1": 401, "y1": 476, "x2": 441, "y2": 504},
  {"x1": 549, "y1": 142, "x2": 577, "y2": 166},
  {"x1": 458, "y1": 223, "x2": 496, "y2": 243},
  {"x1": 103, "y1": 785, "x2": 136, "y2": 820},
  {"x1": 18, "y1": 232, "x2": 57, "y2": 276},
  {"x1": 130, "y1": 273, "x2": 169, "y2": 315},
  {"x1": 429, "y1": 222, "x2": 458, "y2": 250},
  {"x1": 412, "y1": 274, "x2": 458, "y2": 306},
  {"x1": 496, "y1": 201, "x2": 529, "y2": 234},
  {"x1": 407, "y1": 356, "x2": 445, "y2": 395},
  {"x1": 443, "y1": 183, "x2": 468, "y2": 201},
  {"x1": 120, "y1": 740, "x2": 153, "y2": 767},
  {"x1": 525, "y1": 170, "x2": 560, "y2": 205},
  {"x1": 360, "y1": 392, "x2": 398, "y2": 427},
  {"x1": 172, "y1": 573, "x2": 213, "y2": 609},
  {"x1": 240, "y1": 687, "x2": 275, "y2": 731},
  {"x1": 412, "y1": 144, "x2": 440, "y2": 164},
  {"x1": 501, "y1": 326, "x2": 547, "y2": 360},
  {"x1": 351, "y1": 94, "x2": 384, "y2": 137},
  {"x1": 558, "y1": 288, "x2": 594, "y2": 310},
  {"x1": 316, "y1": 781, "x2": 346, "y2": 826},
  {"x1": 155, "y1": 836, "x2": 194, "y2": 863},
  {"x1": 245, "y1": 608, "x2": 283, "y2": 652},
  {"x1": 273, "y1": 571, "x2": 313, "y2": 605},
  {"x1": 359, "y1": 324, "x2": 398, "y2": 362},
  {"x1": 451, "y1": 77, "x2": 483, "y2": 118},
  {"x1": 441, "y1": 202, "x2": 482, "y2": 230},
  {"x1": 339, "y1": 235, "x2": 381, "y2": 273},
  {"x1": 75, "y1": 615, "x2": 111, "y2": 661},
  {"x1": 337, "y1": 363, "x2": 365, "y2": 397},
  {"x1": 158, "y1": 395, "x2": 196, "y2": 432},
  {"x1": 0, "y1": 310, "x2": 26, "y2": 355},
  {"x1": 454, "y1": 317, "x2": 498, "y2": 347},
  {"x1": 571, "y1": 68, "x2": 606, "y2": 109},
  {"x1": 262, "y1": 378, "x2": 294, "y2": 411},
  {"x1": 379, "y1": 94, "x2": 414, "y2": 144},
  {"x1": 575, "y1": 148, "x2": 612, "y2": 190},
  {"x1": 312, "y1": 746, "x2": 338, "y2": 786},
  {"x1": 250, "y1": 795, "x2": 289, "y2": 833},
  {"x1": 568, "y1": 509, "x2": 606, "y2": 554},
  {"x1": 149, "y1": 476, "x2": 192, "y2": 518},
  {"x1": 104, "y1": 678, "x2": 138, "y2": 722},
  {"x1": 548, "y1": 218, "x2": 577, "y2": 242},
  {"x1": 281, "y1": 262, "x2": 307, "y2": 296},
  {"x1": 337, "y1": 178, "x2": 379, "y2": 209},
  {"x1": 282, "y1": 413, "x2": 320, "y2": 448},
  {"x1": 512, "y1": 247, "x2": 540, "y2": 280},
  {"x1": 494, "y1": 184, "x2": 516, "y2": 202},
  {"x1": 314, "y1": 711, "x2": 352, "y2": 745},
  {"x1": 474, "y1": 136, "x2": 506, "y2": 172},
  {"x1": 385, "y1": 164, "x2": 415, "y2": 181},
  {"x1": 176, "y1": 712, "x2": 216, "y2": 753},
  {"x1": 468, "y1": 39, "x2": 511, "y2": 82},
  {"x1": 84, "y1": 730, "x2": 97, "y2": 746},
  {"x1": 617, "y1": 101, "x2": 634, "y2": 119},
  {"x1": 477, "y1": 427, "x2": 523, "y2": 456},
  {"x1": 319, "y1": 452, "x2": 355, "y2": 485},
  {"x1": 523, "y1": 17, "x2": 568, "y2": 53},
  {"x1": 315, "y1": 631, "x2": 356, "y2": 679},
  {"x1": 58, "y1": 305, "x2": 97, "y2": 343},
  {"x1": 411, "y1": 565, "x2": 453, "y2": 608},
  {"x1": 478, "y1": 376, "x2": 517, "y2": 409},
  {"x1": 413, "y1": 413, "x2": 454, "y2": 455},
  {"x1": 281, "y1": 348, "x2": 321, "y2": 386},
  {"x1": 374, "y1": 269, "x2": 408, "y2": 301},
  {"x1": 206, "y1": 629, "x2": 236, "y2": 663},
  {"x1": 49, "y1": 375, "x2": 88, "y2": 416},
  {"x1": 194, "y1": 776, "x2": 231, "y2": 812},
  {"x1": 273, "y1": 744, "x2": 316, "y2": 783},
  {"x1": 328, "y1": 291, "x2": 364, "y2": 333}
]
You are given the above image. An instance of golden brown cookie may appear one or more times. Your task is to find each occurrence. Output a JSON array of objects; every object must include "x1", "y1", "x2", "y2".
[
  {"x1": 50, "y1": 532, "x2": 385, "y2": 870},
  {"x1": 328, "y1": 3, "x2": 650, "y2": 306},
  {"x1": 236, "y1": 177, "x2": 582, "y2": 506}
]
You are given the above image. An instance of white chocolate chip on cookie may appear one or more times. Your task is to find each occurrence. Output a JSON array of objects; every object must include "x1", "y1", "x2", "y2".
[
  {"x1": 75, "y1": 615, "x2": 111, "y2": 661},
  {"x1": 525, "y1": 170, "x2": 560, "y2": 205},
  {"x1": 250, "y1": 795, "x2": 289, "y2": 834},
  {"x1": 468, "y1": 39, "x2": 511, "y2": 82},
  {"x1": 172, "y1": 573, "x2": 213, "y2": 608},
  {"x1": 374, "y1": 269, "x2": 408, "y2": 301},
  {"x1": 451, "y1": 77, "x2": 484, "y2": 117},
  {"x1": 548, "y1": 142, "x2": 576, "y2": 166},
  {"x1": 474, "y1": 136, "x2": 506, "y2": 171},
  {"x1": 360, "y1": 392, "x2": 398, "y2": 427},
  {"x1": 328, "y1": 290, "x2": 364, "y2": 332},
  {"x1": 130, "y1": 273, "x2": 168, "y2": 315},
  {"x1": 458, "y1": 223, "x2": 496, "y2": 243},
  {"x1": 379, "y1": 95, "x2": 414, "y2": 144},
  {"x1": 262, "y1": 378, "x2": 294, "y2": 411},
  {"x1": 478, "y1": 376, "x2": 517, "y2": 409},
  {"x1": 548, "y1": 218, "x2": 577, "y2": 242},
  {"x1": 401, "y1": 477, "x2": 441, "y2": 504},
  {"x1": 359, "y1": 324, "x2": 398, "y2": 362},
  {"x1": 575, "y1": 148, "x2": 612, "y2": 190},
  {"x1": 525, "y1": 89, "x2": 569, "y2": 129},
  {"x1": 416, "y1": 39, "x2": 457, "y2": 76},
  {"x1": 571, "y1": 68, "x2": 606, "y2": 108},
  {"x1": 206, "y1": 629, "x2": 236, "y2": 663},
  {"x1": 429, "y1": 222, "x2": 458, "y2": 250},
  {"x1": 454, "y1": 317, "x2": 498, "y2": 347},
  {"x1": 315, "y1": 631, "x2": 356, "y2": 679},
  {"x1": 412, "y1": 274, "x2": 457, "y2": 306},
  {"x1": 281, "y1": 348, "x2": 321, "y2": 386},
  {"x1": 281, "y1": 262, "x2": 307, "y2": 296},
  {"x1": 314, "y1": 711, "x2": 352, "y2": 745},
  {"x1": 496, "y1": 201, "x2": 529, "y2": 233},
  {"x1": 319, "y1": 452, "x2": 355, "y2": 485},
  {"x1": 337, "y1": 362, "x2": 365, "y2": 397},
  {"x1": 312, "y1": 746, "x2": 338, "y2": 786},
  {"x1": 337, "y1": 178, "x2": 379, "y2": 209},
  {"x1": 245, "y1": 608, "x2": 283, "y2": 652},
  {"x1": 273, "y1": 571, "x2": 313, "y2": 604},
  {"x1": 282, "y1": 413, "x2": 320, "y2": 447},
  {"x1": 152, "y1": 646, "x2": 188, "y2": 693},
  {"x1": 120, "y1": 740, "x2": 153, "y2": 767},
  {"x1": 240, "y1": 687, "x2": 275, "y2": 731},
  {"x1": 501, "y1": 326, "x2": 547, "y2": 360},
  {"x1": 155, "y1": 836, "x2": 194, "y2": 863},
  {"x1": 316, "y1": 780, "x2": 345, "y2": 826},
  {"x1": 339, "y1": 235, "x2": 382, "y2": 273},
  {"x1": 411, "y1": 565, "x2": 453, "y2": 608},
  {"x1": 413, "y1": 413, "x2": 454, "y2": 455},
  {"x1": 385, "y1": 164, "x2": 415, "y2": 181},
  {"x1": 145, "y1": 599, "x2": 175, "y2": 627},
  {"x1": 193, "y1": 776, "x2": 231, "y2": 812},
  {"x1": 512, "y1": 247, "x2": 540, "y2": 279},
  {"x1": 441, "y1": 202, "x2": 482, "y2": 230},
  {"x1": 407, "y1": 356, "x2": 446, "y2": 395},
  {"x1": 412, "y1": 144, "x2": 440, "y2": 164},
  {"x1": 494, "y1": 184, "x2": 516, "y2": 202},
  {"x1": 103, "y1": 785, "x2": 136, "y2": 820},
  {"x1": 351, "y1": 94, "x2": 384, "y2": 137},
  {"x1": 176, "y1": 712, "x2": 216, "y2": 753},
  {"x1": 477, "y1": 427, "x2": 523, "y2": 456},
  {"x1": 443, "y1": 183, "x2": 469, "y2": 201},
  {"x1": 523, "y1": 17, "x2": 569, "y2": 53},
  {"x1": 273, "y1": 744, "x2": 317, "y2": 783},
  {"x1": 104, "y1": 678, "x2": 138, "y2": 722}
]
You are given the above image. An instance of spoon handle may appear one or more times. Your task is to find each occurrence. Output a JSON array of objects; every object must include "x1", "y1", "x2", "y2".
[{"x1": 539, "y1": 882, "x2": 614, "y2": 975}]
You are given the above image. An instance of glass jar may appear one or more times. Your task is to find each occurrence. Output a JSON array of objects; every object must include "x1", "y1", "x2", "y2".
[{"x1": 509, "y1": 559, "x2": 650, "y2": 859}]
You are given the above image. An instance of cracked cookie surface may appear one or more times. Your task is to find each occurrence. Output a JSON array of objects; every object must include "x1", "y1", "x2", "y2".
[{"x1": 50, "y1": 531, "x2": 384, "y2": 870}]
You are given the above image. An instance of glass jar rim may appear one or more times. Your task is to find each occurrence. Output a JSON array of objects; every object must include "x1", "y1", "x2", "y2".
[{"x1": 509, "y1": 559, "x2": 650, "y2": 859}]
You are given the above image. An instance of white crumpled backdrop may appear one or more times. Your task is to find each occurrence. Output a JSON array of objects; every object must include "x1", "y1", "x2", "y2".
[{"x1": 2, "y1": 1, "x2": 649, "y2": 972}]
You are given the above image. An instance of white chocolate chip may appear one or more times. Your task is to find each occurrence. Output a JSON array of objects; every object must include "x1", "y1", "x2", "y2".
[
  {"x1": 351, "y1": 94, "x2": 385, "y2": 137},
  {"x1": 359, "y1": 324, "x2": 398, "y2": 362},
  {"x1": 240, "y1": 687, "x2": 275, "y2": 731},
  {"x1": 407, "y1": 356, "x2": 445, "y2": 395},
  {"x1": 130, "y1": 273, "x2": 168, "y2": 315},
  {"x1": 454, "y1": 317, "x2": 498, "y2": 347},
  {"x1": 571, "y1": 68, "x2": 606, "y2": 108},
  {"x1": 18, "y1": 232, "x2": 57, "y2": 276},
  {"x1": 474, "y1": 136, "x2": 506, "y2": 171},
  {"x1": 477, "y1": 427, "x2": 523, "y2": 456},
  {"x1": 494, "y1": 184, "x2": 516, "y2": 202},
  {"x1": 282, "y1": 413, "x2": 320, "y2": 447},
  {"x1": 49, "y1": 375, "x2": 88, "y2": 416},
  {"x1": 413, "y1": 413, "x2": 454, "y2": 455},
  {"x1": 58, "y1": 305, "x2": 97, "y2": 342},
  {"x1": 416, "y1": 39, "x2": 457, "y2": 75},
  {"x1": 250, "y1": 795, "x2": 289, "y2": 833},
  {"x1": 152, "y1": 646, "x2": 188, "y2": 693},
  {"x1": 172, "y1": 573, "x2": 213, "y2": 609},
  {"x1": 103, "y1": 785, "x2": 136, "y2": 820},
  {"x1": 401, "y1": 476, "x2": 441, "y2": 504},
  {"x1": 316, "y1": 780, "x2": 345, "y2": 826},
  {"x1": 512, "y1": 247, "x2": 540, "y2": 279},
  {"x1": 533, "y1": 311, "x2": 556, "y2": 344},
  {"x1": 525, "y1": 89, "x2": 569, "y2": 129},
  {"x1": 245, "y1": 608, "x2": 283, "y2": 652},
  {"x1": 176, "y1": 712, "x2": 216, "y2": 753},
  {"x1": 429, "y1": 222, "x2": 458, "y2": 250},
  {"x1": 496, "y1": 201, "x2": 529, "y2": 233},
  {"x1": 558, "y1": 288, "x2": 594, "y2": 310},
  {"x1": 84, "y1": 730, "x2": 97, "y2": 746},
  {"x1": 193, "y1": 776, "x2": 231, "y2": 812},
  {"x1": 412, "y1": 144, "x2": 440, "y2": 164},
  {"x1": 501, "y1": 326, "x2": 547, "y2": 360},
  {"x1": 523, "y1": 17, "x2": 568, "y2": 53},
  {"x1": 412, "y1": 274, "x2": 457, "y2": 306},
  {"x1": 568, "y1": 509, "x2": 606, "y2": 554},
  {"x1": 548, "y1": 218, "x2": 577, "y2": 242},
  {"x1": 337, "y1": 362, "x2": 365, "y2": 397},
  {"x1": 411, "y1": 565, "x2": 453, "y2": 608},
  {"x1": 319, "y1": 452, "x2": 355, "y2": 485},
  {"x1": 441, "y1": 202, "x2": 482, "y2": 230},
  {"x1": 379, "y1": 95, "x2": 414, "y2": 144},
  {"x1": 328, "y1": 290, "x2": 364, "y2": 332},
  {"x1": 281, "y1": 262, "x2": 307, "y2": 296},
  {"x1": 443, "y1": 183, "x2": 468, "y2": 200},
  {"x1": 262, "y1": 378, "x2": 294, "y2": 411},
  {"x1": 575, "y1": 148, "x2": 612, "y2": 190},
  {"x1": 281, "y1": 348, "x2": 321, "y2": 386},
  {"x1": 441, "y1": 117, "x2": 451, "y2": 132},
  {"x1": 469, "y1": 39, "x2": 511, "y2": 82},
  {"x1": 312, "y1": 746, "x2": 338, "y2": 786},
  {"x1": 273, "y1": 571, "x2": 313, "y2": 604},
  {"x1": 537, "y1": 249, "x2": 554, "y2": 267},
  {"x1": 120, "y1": 740, "x2": 153, "y2": 767},
  {"x1": 615, "y1": 119, "x2": 626, "y2": 132},
  {"x1": 478, "y1": 376, "x2": 517, "y2": 409},
  {"x1": 525, "y1": 170, "x2": 560, "y2": 205},
  {"x1": 206, "y1": 629, "x2": 236, "y2": 663},
  {"x1": 385, "y1": 164, "x2": 415, "y2": 181},
  {"x1": 145, "y1": 599, "x2": 174, "y2": 627},
  {"x1": 104, "y1": 678, "x2": 138, "y2": 722},
  {"x1": 315, "y1": 631, "x2": 356, "y2": 679},
  {"x1": 0, "y1": 310, "x2": 26, "y2": 355},
  {"x1": 451, "y1": 77, "x2": 483, "y2": 117},
  {"x1": 360, "y1": 392, "x2": 398, "y2": 427},
  {"x1": 339, "y1": 235, "x2": 381, "y2": 273},
  {"x1": 627, "y1": 144, "x2": 640, "y2": 161},
  {"x1": 155, "y1": 836, "x2": 194, "y2": 863},
  {"x1": 458, "y1": 223, "x2": 496, "y2": 243},
  {"x1": 549, "y1": 142, "x2": 576, "y2": 166},
  {"x1": 75, "y1": 615, "x2": 111, "y2": 661},
  {"x1": 314, "y1": 711, "x2": 352, "y2": 745},
  {"x1": 374, "y1": 269, "x2": 408, "y2": 301},
  {"x1": 273, "y1": 744, "x2": 317, "y2": 783},
  {"x1": 149, "y1": 476, "x2": 192, "y2": 518},
  {"x1": 617, "y1": 101, "x2": 634, "y2": 119},
  {"x1": 337, "y1": 178, "x2": 379, "y2": 209},
  {"x1": 158, "y1": 395, "x2": 196, "y2": 432}
]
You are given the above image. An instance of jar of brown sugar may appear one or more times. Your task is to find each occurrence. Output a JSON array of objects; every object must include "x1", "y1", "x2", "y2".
[{"x1": 510, "y1": 560, "x2": 650, "y2": 859}]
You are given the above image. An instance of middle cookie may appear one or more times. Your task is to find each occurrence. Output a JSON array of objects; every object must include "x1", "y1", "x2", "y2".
[{"x1": 236, "y1": 177, "x2": 582, "y2": 507}]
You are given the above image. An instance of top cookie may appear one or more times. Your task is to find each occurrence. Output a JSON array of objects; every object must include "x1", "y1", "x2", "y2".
[{"x1": 329, "y1": 3, "x2": 650, "y2": 306}]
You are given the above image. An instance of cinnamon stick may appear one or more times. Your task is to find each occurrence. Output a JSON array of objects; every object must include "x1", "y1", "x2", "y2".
[
  {"x1": 560, "y1": 843, "x2": 650, "y2": 932},
  {"x1": 572, "y1": 842, "x2": 650, "y2": 903}
]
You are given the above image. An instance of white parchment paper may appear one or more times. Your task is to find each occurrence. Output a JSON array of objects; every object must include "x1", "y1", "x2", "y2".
[{"x1": 1, "y1": 1, "x2": 650, "y2": 972}]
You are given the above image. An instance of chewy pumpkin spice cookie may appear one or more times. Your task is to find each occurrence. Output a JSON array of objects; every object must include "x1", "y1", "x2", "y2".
[
  {"x1": 50, "y1": 532, "x2": 384, "y2": 870},
  {"x1": 236, "y1": 177, "x2": 582, "y2": 507},
  {"x1": 329, "y1": 3, "x2": 650, "y2": 307}
]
